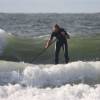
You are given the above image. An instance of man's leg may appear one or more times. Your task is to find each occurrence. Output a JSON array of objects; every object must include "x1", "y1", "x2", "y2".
[
  {"x1": 55, "y1": 42, "x2": 61, "y2": 64},
  {"x1": 64, "y1": 43, "x2": 69, "y2": 63}
]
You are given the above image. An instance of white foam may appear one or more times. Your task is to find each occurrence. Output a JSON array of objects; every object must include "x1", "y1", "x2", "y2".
[
  {"x1": 0, "y1": 28, "x2": 8, "y2": 55},
  {"x1": 33, "y1": 34, "x2": 49, "y2": 39},
  {"x1": 0, "y1": 84, "x2": 100, "y2": 100},
  {"x1": 0, "y1": 61, "x2": 100, "y2": 100},
  {"x1": 0, "y1": 61, "x2": 100, "y2": 87},
  {"x1": 21, "y1": 61, "x2": 100, "y2": 87},
  {"x1": 0, "y1": 29, "x2": 5, "y2": 33}
]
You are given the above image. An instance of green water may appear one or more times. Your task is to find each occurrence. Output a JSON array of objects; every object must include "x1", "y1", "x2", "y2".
[{"x1": 2, "y1": 35, "x2": 100, "y2": 64}]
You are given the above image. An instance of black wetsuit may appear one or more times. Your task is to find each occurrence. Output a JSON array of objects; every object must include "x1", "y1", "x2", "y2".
[{"x1": 50, "y1": 28, "x2": 69, "y2": 64}]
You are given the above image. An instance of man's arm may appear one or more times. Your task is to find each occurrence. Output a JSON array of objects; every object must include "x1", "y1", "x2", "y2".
[{"x1": 45, "y1": 33, "x2": 54, "y2": 48}]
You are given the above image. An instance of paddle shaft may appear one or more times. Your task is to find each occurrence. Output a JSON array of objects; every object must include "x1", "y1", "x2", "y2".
[{"x1": 32, "y1": 39, "x2": 56, "y2": 62}]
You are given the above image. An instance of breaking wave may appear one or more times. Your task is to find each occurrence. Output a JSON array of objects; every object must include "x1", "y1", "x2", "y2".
[
  {"x1": 1, "y1": 34, "x2": 100, "y2": 63},
  {"x1": 0, "y1": 61, "x2": 100, "y2": 100},
  {"x1": 0, "y1": 61, "x2": 100, "y2": 86}
]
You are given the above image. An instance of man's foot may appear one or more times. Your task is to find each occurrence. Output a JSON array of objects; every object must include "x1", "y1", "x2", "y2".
[{"x1": 65, "y1": 58, "x2": 69, "y2": 63}]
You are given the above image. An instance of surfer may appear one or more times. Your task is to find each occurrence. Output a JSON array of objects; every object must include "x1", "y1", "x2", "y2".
[{"x1": 45, "y1": 24, "x2": 70, "y2": 64}]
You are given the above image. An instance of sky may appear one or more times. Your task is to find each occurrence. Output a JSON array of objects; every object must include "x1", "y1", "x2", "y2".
[{"x1": 0, "y1": 0, "x2": 100, "y2": 13}]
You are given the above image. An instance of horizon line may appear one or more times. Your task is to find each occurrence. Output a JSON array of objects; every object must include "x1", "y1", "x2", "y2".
[{"x1": 0, "y1": 11, "x2": 100, "y2": 14}]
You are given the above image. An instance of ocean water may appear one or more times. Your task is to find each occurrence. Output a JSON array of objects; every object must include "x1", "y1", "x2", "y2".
[{"x1": 0, "y1": 13, "x2": 100, "y2": 100}]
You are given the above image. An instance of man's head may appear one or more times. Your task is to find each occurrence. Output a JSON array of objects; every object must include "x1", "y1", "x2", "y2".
[{"x1": 52, "y1": 24, "x2": 60, "y2": 32}]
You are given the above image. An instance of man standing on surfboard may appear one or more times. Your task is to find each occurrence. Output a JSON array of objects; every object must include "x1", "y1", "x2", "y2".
[{"x1": 45, "y1": 24, "x2": 70, "y2": 64}]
